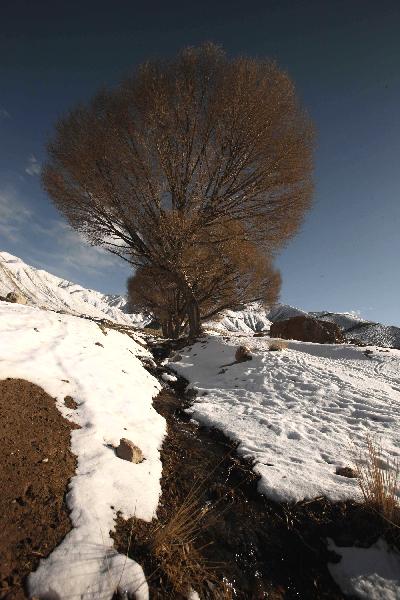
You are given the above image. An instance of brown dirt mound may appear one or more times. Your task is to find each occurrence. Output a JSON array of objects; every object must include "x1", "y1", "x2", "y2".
[{"x1": 0, "y1": 379, "x2": 78, "y2": 599}]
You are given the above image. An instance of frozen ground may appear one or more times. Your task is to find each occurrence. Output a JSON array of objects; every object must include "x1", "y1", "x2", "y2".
[
  {"x1": 0, "y1": 302, "x2": 165, "y2": 599},
  {"x1": 170, "y1": 333, "x2": 400, "y2": 598},
  {"x1": 328, "y1": 538, "x2": 400, "y2": 599},
  {"x1": 170, "y1": 334, "x2": 400, "y2": 503}
]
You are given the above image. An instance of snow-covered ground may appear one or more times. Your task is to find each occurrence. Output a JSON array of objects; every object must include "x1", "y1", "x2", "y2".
[
  {"x1": 2, "y1": 250, "x2": 400, "y2": 347},
  {"x1": 170, "y1": 333, "x2": 400, "y2": 598},
  {"x1": 170, "y1": 334, "x2": 400, "y2": 503},
  {"x1": 328, "y1": 538, "x2": 400, "y2": 600},
  {"x1": 0, "y1": 251, "x2": 147, "y2": 326},
  {"x1": 0, "y1": 302, "x2": 164, "y2": 599}
]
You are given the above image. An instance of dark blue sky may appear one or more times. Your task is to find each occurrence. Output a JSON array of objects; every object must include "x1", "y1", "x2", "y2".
[{"x1": 1, "y1": 0, "x2": 399, "y2": 324}]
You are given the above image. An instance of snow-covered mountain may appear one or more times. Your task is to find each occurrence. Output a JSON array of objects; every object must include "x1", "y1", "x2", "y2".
[
  {"x1": 207, "y1": 305, "x2": 272, "y2": 334},
  {"x1": 0, "y1": 251, "x2": 146, "y2": 326},
  {"x1": 1, "y1": 251, "x2": 398, "y2": 348},
  {"x1": 212, "y1": 303, "x2": 400, "y2": 349}
]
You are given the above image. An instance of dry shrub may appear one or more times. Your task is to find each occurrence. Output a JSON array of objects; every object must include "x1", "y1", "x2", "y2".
[
  {"x1": 354, "y1": 435, "x2": 399, "y2": 524},
  {"x1": 142, "y1": 327, "x2": 163, "y2": 337},
  {"x1": 268, "y1": 339, "x2": 288, "y2": 352},
  {"x1": 148, "y1": 487, "x2": 233, "y2": 599}
]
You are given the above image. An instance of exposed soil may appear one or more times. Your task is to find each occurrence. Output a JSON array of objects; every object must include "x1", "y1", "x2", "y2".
[
  {"x1": 0, "y1": 379, "x2": 78, "y2": 599},
  {"x1": 113, "y1": 341, "x2": 396, "y2": 599}
]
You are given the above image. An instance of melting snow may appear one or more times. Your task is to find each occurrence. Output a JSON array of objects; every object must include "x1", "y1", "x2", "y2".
[
  {"x1": 328, "y1": 538, "x2": 400, "y2": 599},
  {"x1": 0, "y1": 302, "x2": 165, "y2": 599},
  {"x1": 170, "y1": 335, "x2": 400, "y2": 502}
]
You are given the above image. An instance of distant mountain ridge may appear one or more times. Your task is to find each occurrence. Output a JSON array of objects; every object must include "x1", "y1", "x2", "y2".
[
  {"x1": 1, "y1": 251, "x2": 398, "y2": 348},
  {"x1": 268, "y1": 305, "x2": 400, "y2": 349},
  {"x1": 0, "y1": 251, "x2": 145, "y2": 326}
]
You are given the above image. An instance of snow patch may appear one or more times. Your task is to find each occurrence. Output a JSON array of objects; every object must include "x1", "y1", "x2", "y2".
[
  {"x1": 0, "y1": 302, "x2": 165, "y2": 599},
  {"x1": 170, "y1": 335, "x2": 400, "y2": 502},
  {"x1": 328, "y1": 538, "x2": 400, "y2": 599},
  {"x1": 161, "y1": 372, "x2": 178, "y2": 383}
]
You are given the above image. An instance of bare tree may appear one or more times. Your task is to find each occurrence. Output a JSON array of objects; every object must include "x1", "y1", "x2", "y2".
[
  {"x1": 43, "y1": 43, "x2": 314, "y2": 336},
  {"x1": 128, "y1": 230, "x2": 281, "y2": 338}
]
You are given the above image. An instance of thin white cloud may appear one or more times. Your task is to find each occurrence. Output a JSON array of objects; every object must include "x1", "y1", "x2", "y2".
[
  {"x1": 35, "y1": 220, "x2": 117, "y2": 273},
  {"x1": 0, "y1": 187, "x2": 123, "y2": 282},
  {"x1": 25, "y1": 154, "x2": 41, "y2": 176},
  {"x1": 0, "y1": 107, "x2": 10, "y2": 120},
  {"x1": 0, "y1": 188, "x2": 32, "y2": 242}
]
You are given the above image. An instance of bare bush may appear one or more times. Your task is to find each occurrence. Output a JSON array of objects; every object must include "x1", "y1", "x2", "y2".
[
  {"x1": 147, "y1": 487, "x2": 232, "y2": 598},
  {"x1": 268, "y1": 339, "x2": 288, "y2": 351}
]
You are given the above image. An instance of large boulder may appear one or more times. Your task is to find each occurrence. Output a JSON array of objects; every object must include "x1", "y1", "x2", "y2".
[
  {"x1": 270, "y1": 316, "x2": 344, "y2": 344},
  {"x1": 6, "y1": 291, "x2": 28, "y2": 305}
]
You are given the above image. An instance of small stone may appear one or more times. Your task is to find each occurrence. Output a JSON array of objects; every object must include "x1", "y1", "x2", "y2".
[
  {"x1": 42, "y1": 458, "x2": 49, "y2": 463},
  {"x1": 335, "y1": 466, "x2": 357, "y2": 478},
  {"x1": 235, "y1": 345, "x2": 252, "y2": 363},
  {"x1": 115, "y1": 438, "x2": 144, "y2": 463}
]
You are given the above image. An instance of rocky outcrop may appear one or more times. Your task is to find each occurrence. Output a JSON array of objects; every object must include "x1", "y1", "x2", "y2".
[
  {"x1": 270, "y1": 316, "x2": 344, "y2": 344},
  {"x1": 6, "y1": 291, "x2": 28, "y2": 305}
]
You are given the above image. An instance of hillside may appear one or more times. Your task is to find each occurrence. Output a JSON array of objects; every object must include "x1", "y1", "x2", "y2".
[
  {"x1": 0, "y1": 251, "x2": 145, "y2": 326},
  {"x1": 0, "y1": 301, "x2": 162, "y2": 598},
  {"x1": 313, "y1": 311, "x2": 400, "y2": 349},
  {"x1": 2, "y1": 251, "x2": 399, "y2": 349},
  {"x1": 216, "y1": 303, "x2": 400, "y2": 349},
  {"x1": 0, "y1": 255, "x2": 399, "y2": 598}
]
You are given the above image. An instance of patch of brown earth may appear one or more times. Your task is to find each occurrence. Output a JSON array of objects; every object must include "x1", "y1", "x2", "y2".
[
  {"x1": 64, "y1": 395, "x2": 77, "y2": 409},
  {"x1": 0, "y1": 379, "x2": 78, "y2": 599}
]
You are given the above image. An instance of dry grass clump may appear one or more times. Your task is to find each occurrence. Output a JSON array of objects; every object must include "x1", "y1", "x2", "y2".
[
  {"x1": 142, "y1": 327, "x2": 163, "y2": 337},
  {"x1": 148, "y1": 487, "x2": 233, "y2": 599},
  {"x1": 353, "y1": 435, "x2": 399, "y2": 524},
  {"x1": 268, "y1": 339, "x2": 288, "y2": 352}
]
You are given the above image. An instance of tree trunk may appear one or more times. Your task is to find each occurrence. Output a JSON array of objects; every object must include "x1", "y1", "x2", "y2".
[
  {"x1": 172, "y1": 273, "x2": 202, "y2": 340},
  {"x1": 167, "y1": 319, "x2": 174, "y2": 339},
  {"x1": 161, "y1": 321, "x2": 169, "y2": 338},
  {"x1": 187, "y1": 297, "x2": 201, "y2": 340}
]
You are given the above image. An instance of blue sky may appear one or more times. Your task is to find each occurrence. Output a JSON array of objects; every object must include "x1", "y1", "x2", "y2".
[{"x1": 1, "y1": 0, "x2": 399, "y2": 324}]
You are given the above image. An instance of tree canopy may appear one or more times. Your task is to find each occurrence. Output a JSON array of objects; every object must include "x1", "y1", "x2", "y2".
[{"x1": 43, "y1": 43, "x2": 314, "y2": 337}]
